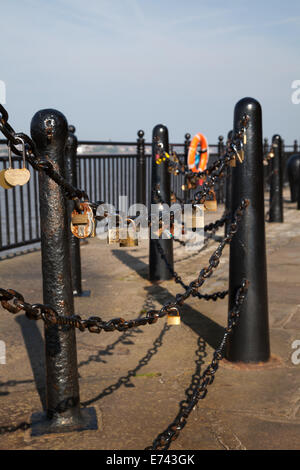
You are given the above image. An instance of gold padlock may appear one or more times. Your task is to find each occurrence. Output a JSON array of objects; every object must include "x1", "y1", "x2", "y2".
[
  {"x1": 167, "y1": 307, "x2": 181, "y2": 326},
  {"x1": 107, "y1": 214, "x2": 122, "y2": 244},
  {"x1": 229, "y1": 156, "x2": 236, "y2": 167},
  {"x1": 236, "y1": 147, "x2": 244, "y2": 164},
  {"x1": 107, "y1": 227, "x2": 120, "y2": 244},
  {"x1": 184, "y1": 205, "x2": 204, "y2": 230},
  {"x1": 204, "y1": 191, "x2": 217, "y2": 211},
  {"x1": 119, "y1": 218, "x2": 138, "y2": 247},
  {"x1": 4, "y1": 139, "x2": 31, "y2": 188},
  {"x1": 71, "y1": 202, "x2": 95, "y2": 239}
]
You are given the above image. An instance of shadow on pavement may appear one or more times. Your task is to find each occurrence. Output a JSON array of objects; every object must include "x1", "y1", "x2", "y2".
[
  {"x1": 15, "y1": 316, "x2": 46, "y2": 410},
  {"x1": 112, "y1": 248, "x2": 225, "y2": 350},
  {"x1": 81, "y1": 248, "x2": 225, "y2": 407}
]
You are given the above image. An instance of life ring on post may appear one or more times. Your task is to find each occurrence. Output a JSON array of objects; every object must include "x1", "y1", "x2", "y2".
[{"x1": 187, "y1": 133, "x2": 209, "y2": 173}]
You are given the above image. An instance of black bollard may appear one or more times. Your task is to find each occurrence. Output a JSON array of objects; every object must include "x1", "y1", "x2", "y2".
[
  {"x1": 65, "y1": 126, "x2": 91, "y2": 297},
  {"x1": 269, "y1": 134, "x2": 283, "y2": 222},
  {"x1": 136, "y1": 130, "x2": 146, "y2": 206},
  {"x1": 149, "y1": 124, "x2": 173, "y2": 281},
  {"x1": 287, "y1": 153, "x2": 300, "y2": 202},
  {"x1": 224, "y1": 131, "x2": 233, "y2": 236},
  {"x1": 183, "y1": 133, "x2": 191, "y2": 203},
  {"x1": 226, "y1": 97, "x2": 270, "y2": 363},
  {"x1": 30, "y1": 109, "x2": 97, "y2": 434}
]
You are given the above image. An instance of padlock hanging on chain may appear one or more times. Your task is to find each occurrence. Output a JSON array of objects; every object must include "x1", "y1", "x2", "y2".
[
  {"x1": 1, "y1": 138, "x2": 31, "y2": 188},
  {"x1": 167, "y1": 307, "x2": 181, "y2": 326},
  {"x1": 204, "y1": 190, "x2": 217, "y2": 211},
  {"x1": 119, "y1": 218, "x2": 138, "y2": 247},
  {"x1": 107, "y1": 214, "x2": 122, "y2": 244},
  {"x1": 70, "y1": 202, "x2": 95, "y2": 239}
]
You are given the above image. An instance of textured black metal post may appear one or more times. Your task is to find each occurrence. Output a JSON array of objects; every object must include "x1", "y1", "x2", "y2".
[
  {"x1": 269, "y1": 134, "x2": 283, "y2": 222},
  {"x1": 30, "y1": 110, "x2": 97, "y2": 433},
  {"x1": 136, "y1": 129, "x2": 146, "y2": 206},
  {"x1": 183, "y1": 133, "x2": 191, "y2": 203},
  {"x1": 226, "y1": 97, "x2": 270, "y2": 363},
  {"x1": 287, "y1": 153, "x2": 300, "y2": 202},
  {"x1": 225, "y1": 131, "x2": 233, "y2": 236},
  {"x1": 149, "y1": 124, "x2": 173, "y2": 281}
]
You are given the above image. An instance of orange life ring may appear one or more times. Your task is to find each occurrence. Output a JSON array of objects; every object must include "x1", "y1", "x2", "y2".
[{"x1": 187, "y1": 133, "x2": 209, "y2": 173}]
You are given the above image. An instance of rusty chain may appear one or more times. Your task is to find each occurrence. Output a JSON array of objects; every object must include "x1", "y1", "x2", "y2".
[
  {"x1": 0, "y1": 199, "x2": 249, "y2": 333},
  {"x1": 156, "y1": 224, "x2": 228, "y2": 302},
  {"x1": 145, "y1": 277, "x2": 249, "y2": 450},
  {"x1": 0, "y1": 104, "x2": 99, "y2": 212}
]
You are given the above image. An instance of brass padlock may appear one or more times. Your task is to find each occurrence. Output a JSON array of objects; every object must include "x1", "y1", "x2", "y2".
[
  {"x1": 167, "y1": 307, "x2": 181, "y2": 326},
  {"x1": 236, "y1": 147, "x2": 244, "y2": 164},
  {"x1": 107, "y1": 214, "x2": 122, "y2": 244},
  {"x1": 204, "y1": 191, "x2": 217, "y2": 211},
  {"x1": 184, "y1": 205, "x2": 204, "y2": 230},
  {"x1": 170, "y1": 192, "x2": 177, "y2": 204},
  {"x1": 119, "y1": 218, "x2": 138, "y2": 247},
  {"x1": 4, "y1": 139, "x2": 31, "y2": 187},
  {"x1": 107, "y1": 227, "x2": 120, "y2": 244},
  {"x1": 229, "y1": 156, "x2": 236, "y2": 167},
  {"x1": 71, "y1": 202, "x2": 95, "y2": 239}
]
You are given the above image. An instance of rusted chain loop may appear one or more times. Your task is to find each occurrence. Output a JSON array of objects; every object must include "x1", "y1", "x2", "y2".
[{"x1": 1, "y1": 289, "x2": 24, "y2": 314}]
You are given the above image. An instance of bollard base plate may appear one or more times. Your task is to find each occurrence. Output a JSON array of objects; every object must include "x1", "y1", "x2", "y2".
[
  {"x1": 73, "y1": 290, "x2": 91, "y2": 297},
  {"x1": 29, "y1": 407, "x2": 98, "y2": 436}
]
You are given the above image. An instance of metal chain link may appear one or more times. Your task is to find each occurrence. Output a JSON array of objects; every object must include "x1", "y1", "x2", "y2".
[
  {"x1": 145, "y1": 278, "x2": 249, "y2": 451},
  {"x1": 157, "y1": 228, "x2": 228, "y2": 302},
  {"x1": 0, "y1": 104, "x2": 98, "y2": 212},
  {"x1": 0, "y1": 199, "x2": 249, "y2": 332}
]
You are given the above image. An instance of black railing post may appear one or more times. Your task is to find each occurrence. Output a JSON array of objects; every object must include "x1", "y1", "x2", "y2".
[
  {"x1": 136, "y1": 129, "x2": 146, "y2": 206},
  {"x1": 294, "y1": 139, "x2": 298, "y2": 153},
  {"x1": 183, "y1": 133, "x2": 191, "y2": 203},
  {"x1": 269, "y1": 134, "x2": 283, "y2": 222},
  {"x1": 225, "y1": 131, "x2": 233, "y2": 236},
  {"x1": 65, "y1": 125, "x2": 90, "y2": 297},
  {"x1": 226, "y1": 97, "x2": 270, "y2": 363},
  {"x1": 30, "y1": 109, "x2": 97, "y2": 434},
  {"x1": 149, "y1": 124, "x2": 173, "y2": 281},
  {"x1": 287, "y1": 153, "x2": 300, "y2": 202}
]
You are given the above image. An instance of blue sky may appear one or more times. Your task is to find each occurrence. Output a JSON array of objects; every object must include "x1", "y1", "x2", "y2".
[{"x1": 1, "y1": 0, "x2": 300, "y2": 143}]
